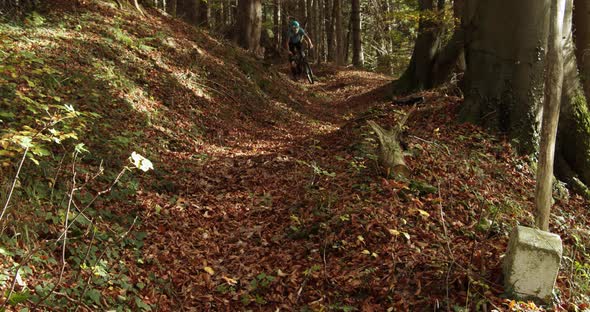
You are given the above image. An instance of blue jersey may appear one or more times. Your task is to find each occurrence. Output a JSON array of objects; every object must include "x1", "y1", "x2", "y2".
[{"x1": 288, "y1": 28, "x2": 306, "y2": 44}]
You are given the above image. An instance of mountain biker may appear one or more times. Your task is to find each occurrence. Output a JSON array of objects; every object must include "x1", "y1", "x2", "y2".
[{"x1": 285, "y1": 20, "x2": 313, "y2": 78}]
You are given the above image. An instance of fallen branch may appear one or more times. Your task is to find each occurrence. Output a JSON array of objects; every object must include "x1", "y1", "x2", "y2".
[{"x1": 367, "y1": 108, "x2": 415, "y2": 178}]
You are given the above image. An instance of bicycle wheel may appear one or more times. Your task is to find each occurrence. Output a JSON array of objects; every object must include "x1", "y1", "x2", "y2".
[{"x1": 303, "y1": 61, "x2": 314, "y2": 84}]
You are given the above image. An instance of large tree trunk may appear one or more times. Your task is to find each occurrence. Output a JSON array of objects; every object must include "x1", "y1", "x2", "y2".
[
  {"x1": 235, "y1": 0, "x2": 262, "y2": 53},
  {"x1": 393, "y1": 0, "x2": 445, "y2": 94},
  {"x1": 459, "y1": 0, "x2": 550, "y2": 154},
  {"x1": 573, "y1": 0, "x2": 590, "y2": 98},
  {"x1": 457, "y1": 0, "x2": 590, "y2": 193},
  {"x1": 557, "y1": 0, "x2": 590, "y2": 189},
  {"x1": 351, "y1": 0, "x2": 364, "y2": 67}
]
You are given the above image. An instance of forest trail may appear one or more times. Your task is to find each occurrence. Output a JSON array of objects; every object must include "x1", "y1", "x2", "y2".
[
  {"x1": 137, "y1": 66, "x2": 400, "y2": 310},
  {"x1": 132, "y1": 62, "x2": 586, "y2": 310},
  {"x1": 3, "y1": 4, "x2": 589, "y2": 310}
]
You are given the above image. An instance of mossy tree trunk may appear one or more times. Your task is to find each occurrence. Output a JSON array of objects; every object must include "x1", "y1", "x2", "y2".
[
  {"x1": 573, "y1": 0, "x2": 590, "y2": 98},
  {"x1": 556, "y1": 0, "x2": 590, "y2": 189},
  {"x1": 459, "y1": 0, "x2": 550, "y2": 154}
]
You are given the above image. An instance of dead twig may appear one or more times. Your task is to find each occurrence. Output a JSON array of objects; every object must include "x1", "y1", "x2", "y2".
[{"x1": 0, "y1": 146, "x2": 29, "y2": 223}]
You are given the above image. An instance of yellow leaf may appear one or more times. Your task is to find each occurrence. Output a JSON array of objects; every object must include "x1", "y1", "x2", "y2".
[
  {"x1": 388, "y1": 229, "x2": 400, "y2": 236},
  {"x1": 222, "y1": 276, "x2": 237, "y2": 285},
  {"x1": 203, "y1": 266, "x2": 215, "y2": 275},
  {"x1": 402, "y1": 232, "x2": 410, "y2": 240},
  {"x1": 357, "y1": 235, "x2": 364, "y2": 242},
  {"x1": 508, "y1": 300, "x2": 516, "y2": 309},
  {"x1": 277, "y1": 269, "x2": 288, "y2": 277},
  {"x1": 371, "y1": 252, "x2": 378, "y2": 258},
  {"x1": 418, "y1": 209, "x2": 430, "y2": 217},
  {"x1": 361, "y1": 249, "x2": 370, "y2": 255}
]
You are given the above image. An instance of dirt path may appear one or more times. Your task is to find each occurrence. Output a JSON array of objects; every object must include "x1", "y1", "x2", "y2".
[{"x1": 136, "y1": 67, "x2": 396, "y2": 310}]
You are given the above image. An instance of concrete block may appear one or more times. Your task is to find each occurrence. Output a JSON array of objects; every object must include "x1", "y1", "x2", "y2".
[{"x1": 503, "y1": 225, "x2": 562, "y2": 303}]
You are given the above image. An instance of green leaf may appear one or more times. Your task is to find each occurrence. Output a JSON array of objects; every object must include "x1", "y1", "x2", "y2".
[
  {"x1": 135, "y1": 297, "x2": 152, "y2": 311},
  {"x1": 75, "y1": 143, "x2": 89, "y2": 154},
  {"x1": 7, "y1": 290, "x2": 29, "y2": 305},
  {"x1": 86, "y1": 289, "x2": 101, "y2": 305},
  {"x1": 0, "y1": 247, "x2": 14, "y2": 257},
  {"x1": 17, "y1": 136, "x2": 33, "y2": 148},
  {"x1": 0, "y1": 111, "x2": 15, "y2": 119}
]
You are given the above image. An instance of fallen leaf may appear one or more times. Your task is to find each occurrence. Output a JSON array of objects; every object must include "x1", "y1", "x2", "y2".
[{"x1": 203, "y1": 266, "x2": 215, "y2": 275}]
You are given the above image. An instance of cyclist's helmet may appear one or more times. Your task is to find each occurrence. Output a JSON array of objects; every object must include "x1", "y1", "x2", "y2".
[{"x1": 291, "y1": 21, "x2": 300, "y2": 28}]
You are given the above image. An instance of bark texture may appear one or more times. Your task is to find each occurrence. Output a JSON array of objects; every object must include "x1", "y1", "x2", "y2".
[
  {"x1": 535, "y1": 0, "x2": 566, "y2": 231},
  {"x1": 334, "y1": 0, "x2": 344, "y2": 65},
  {"x1": 235, "y1": 0, "x2": 262, "y2": 53},
  {"x1": 556, "y1": 0, "x2": 590, "y2": 189},
  {"x1": 351, "y1": 0, "x2": 364, "y2": 67},
  {"x1": 393, "y1": 0, "x2": 445, "y2": 94},
  {"x1": 459, "y1": 0, "x2": 551, "y2": 154},
  {"x1": 573, "y1": 0, "x2": 590, "y2": 98},
  {"x1": 325, "y1": 0, "x2": 335, "y2": 62},
  {"x1": 368, "y1": 120, "x2": 411, "y2": 178}
]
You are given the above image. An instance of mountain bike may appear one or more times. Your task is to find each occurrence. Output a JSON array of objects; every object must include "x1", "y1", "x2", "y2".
[{"x1": 292, "y1": 48, "x2": 314, "y2": 84}]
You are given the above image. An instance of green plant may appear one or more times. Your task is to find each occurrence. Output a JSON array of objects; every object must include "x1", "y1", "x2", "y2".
[{"x1": 240, "y1": 273, "x2": 275, "y2": 306}]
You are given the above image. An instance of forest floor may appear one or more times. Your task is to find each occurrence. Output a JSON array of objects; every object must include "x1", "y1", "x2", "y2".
[
  {"x1": 132, "y1": 67, "x2": 590, "y2": 311},
  {"x1": 2, "y1": 2, "x2": 590, "y2": 311}
]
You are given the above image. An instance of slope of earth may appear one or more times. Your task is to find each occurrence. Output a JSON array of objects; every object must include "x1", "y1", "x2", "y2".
[{"x1": 1, "y1": 2, "x2": 590, "y2": 311}]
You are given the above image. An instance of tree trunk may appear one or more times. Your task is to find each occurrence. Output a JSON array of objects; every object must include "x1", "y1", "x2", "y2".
[
  {"x1": 212, "y1": 0, "x2": 223, "y2": 28},
  {"x1": 273, "y1": 0, "x2": 280, "y2": 50},
  {"x1": 317, "y1": 0, "x2": 325, "y2": 64},
  {"x1": 574, "y1": 0, "x2": 590, "y2": 99},
  {"x1": 392, "y1": 0, "x2": 445, "y2": 94},
  {"x1": 306, "y1": 0, "x2": 313, "y2": 58},
  {"x1": 325, "y1": 0, "x2": 335, "y2": 62},
  {"x1": 198, "y1": 0, "x2": 209, "y2": 28},
  {"x1": 459, "y1": 0, "x2": 550, "y2": 154},
  {"x1": 556, "y1": 0, "x2": 590, "y2": 189},
  {"x1": 535, "y1": 0, "x2": 566, "y2": 231},
  {"x1": 299, "y1": 0, "x2": 306, "y2": 22},
  {"x1": 235, "y1": 0, "x2": 262, "y2": 53},
  {"x1": 231, "y1": 0, "x2": 238, "y2": 25},
  {"x1": 351, "y1": 0, "x2": 364, "y2": 67},
  {"x1": 334, "y1": 0, "x2": 344, "y2": 65},
  {"x1": 168, "y1": 0, "x2": 177, "y2": 16}
]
